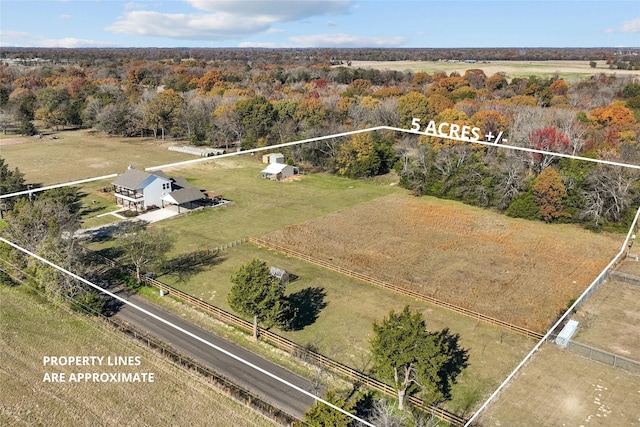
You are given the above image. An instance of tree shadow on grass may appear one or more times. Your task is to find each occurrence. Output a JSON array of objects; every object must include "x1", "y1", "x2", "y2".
[
  {"x1": 435, "y1": 327, "x2": 469, "y2": 403},
  {"x1": 286, "y1": 286, "x2": 328, "y2": 331},
  {"x1": 159, "y1": 249, "x2": 224, "y2": 283},
  {"x1": 94, "y1": 245, "x2": 126, "y2": 260}
]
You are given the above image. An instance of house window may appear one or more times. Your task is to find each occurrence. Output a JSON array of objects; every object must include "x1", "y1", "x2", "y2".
[{"x1": 163, "y1": 183, "x2": 170, "y2": 190}]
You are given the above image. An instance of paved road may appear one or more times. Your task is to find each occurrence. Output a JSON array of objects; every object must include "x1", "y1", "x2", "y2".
[{"x1": 113, "y1": 293, "x2": 317, "y2": 419}]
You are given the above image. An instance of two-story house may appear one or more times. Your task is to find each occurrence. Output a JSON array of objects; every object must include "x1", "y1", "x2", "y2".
[{"x1": 112, "y1": 166, "x2": 172, "y2": 211}]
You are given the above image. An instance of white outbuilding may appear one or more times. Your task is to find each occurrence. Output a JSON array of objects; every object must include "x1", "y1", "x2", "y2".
[{"x1": 261, "y1": 163, "x2": 298, "y2": 181}]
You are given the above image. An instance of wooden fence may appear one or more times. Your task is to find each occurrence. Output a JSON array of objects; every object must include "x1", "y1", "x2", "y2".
[
  {"x1": 250, "y1": 237, "x2": 544, "y2": 341},
  {"x1": 86, "y1": 249, "x2": 467, "y2": 426}
]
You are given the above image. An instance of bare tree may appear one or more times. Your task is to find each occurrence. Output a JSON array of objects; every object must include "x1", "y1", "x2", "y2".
[
  {"x1": 581, "y1": 165, "x2": 636, "y2": 226},
  {"x1": 0, "y1": 108, "x2": 14, "y2": 134},
  {"x1": 116, "y1": 222, "x2": 174, "y2": 282}
]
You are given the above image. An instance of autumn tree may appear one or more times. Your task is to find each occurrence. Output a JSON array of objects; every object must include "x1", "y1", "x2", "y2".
[
  {"x1": 549, "y1": 78, "x2": 569, "y2": 96},
  {"x1": 485, "y1": 73, "x2": 508, "y2": 92},
  {"x1": 470, "y1": 110, "x2": 507, "y2": 137},
  {"x1": 588, "y1": 103, "x2": 636, "y2": 128},
  {"x1": 529, "y1": 126, "x2": 570, "y2": 172},
  {"x1": 233, "y1": 95, "x2": 275, "y2": 149},
  {"x1": 370, "y1": 306, "x2": 468, "y2": 410},
  {"x1": 295, "y1": 97, "x2": 327, "y2": 130},
  {"x1": 334, "y1": 131, "x2": 395, "y2": 178},
  {"x1": 464, "y1": 69, "x2": 487, "y2": 89},
  {"x1": 144, "y1": 89, "x2": 182, "y2": 140},
  {"x1": 193, "y1": 69, "x2": 223, "y2": 94},
  {"x1": 228, "y1": 259, "x2": 289, "y2": 340},
  {"x1": 397, "y1": 91, "x2": 429, "y2": 129},
  {"x1": 35, "y1": 86, "x2": 71, "y2": 131},
  {"x1": 347, "y1": 78, "x2": 372, "y2": 96},
  {"x1": 211, "y1": 104, "x2": 242, "y2": 149},
  {"x1": 532, "y1": 167, "x2": 569, "y2": 222}
]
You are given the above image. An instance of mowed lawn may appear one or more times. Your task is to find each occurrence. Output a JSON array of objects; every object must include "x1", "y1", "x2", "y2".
[
  {"x1": 150, "y1": 157, "x2": 399, "y2": 250},
  {"x1": 0, "y1": 129, "x2": 193, "y2": 185},
  {"x1": 83, "y1": 158, "x2": 534, "y2": 414},
  {"x1": 0, "y1": 285, "x2": 275, "y2": 427},
  {"x1": 155, "y1": 242, "x2": 534, "y2": 416},
  {"x1": 80, "y1": 156, "x2": 624, "y2": 415}
]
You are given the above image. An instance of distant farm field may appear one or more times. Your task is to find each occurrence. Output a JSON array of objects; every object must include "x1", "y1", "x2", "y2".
[
  {"x1": 0, "y1": 285, "x2": 274, "y2": 427},
  {"x1": 261, "y1": 194, "x2": 623, "y2": 332},
  {"x1": 345, "y1": 59, "x2": 640, "y2": 80}
]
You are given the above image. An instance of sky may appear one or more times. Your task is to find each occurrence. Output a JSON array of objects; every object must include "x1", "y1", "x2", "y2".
[{"x1": 0, "y1": 0, "x2": 638, "y2": 49}]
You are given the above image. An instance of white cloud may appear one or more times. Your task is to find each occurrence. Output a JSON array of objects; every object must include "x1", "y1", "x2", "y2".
[
  {"x1": 39, "y1": 38, "x2": 117, "y2": 48},
  {"x1": 0, "y1": 31, "x2": 116, "y2": 48},
  {"x1": 186, "y1": 0, "x2": 351, "y2": 21},
  {"x1": 0, "y1": 30, "x2": 40, "y2": 47},
  {"x1": 288, "y1": 33, "x2": 408, "y2": 48},
  {"x1": 108, "y1": 10, "x2": 275, "y2": 39},
  {"x1": 59, "y1": 14, "x2": 72, "y2": 19},
  {"x1": 619, "y1": 17, "x2": 640, "y2": 33},
  {"x1": 108, "y1": 0, "x2": 353, "y2": 41},
  {"x1": 265, "y1": 28, "x2": 284, "y2": 35},
  {"x1": 605, "y1": 17, "x2": 640, "y2": 33}
]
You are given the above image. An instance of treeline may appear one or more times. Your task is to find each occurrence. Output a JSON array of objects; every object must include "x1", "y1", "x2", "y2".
[
  {"x1": 2, "y1": 47, "x2": 638, "y2": 65},
  {"x1": 0, "y1": 53, "x2": 639, "y2": 229}
]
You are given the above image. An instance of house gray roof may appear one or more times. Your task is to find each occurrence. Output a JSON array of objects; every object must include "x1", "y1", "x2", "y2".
[
  {"x1": 112, "y1": 168, "x2": 170, "y2": 190},
  {"x1": 162, "y1": 187, "x2": 205, "y2": 205},
  {"x1": 171, "y1": 176, "x2": 192, "y2": 190},
  {"x1": 112, "y1": 169, "x2": 153, "y2": 189},
  {"x1": 152, "y1": 170, "x2": 170, "y2": 179}
]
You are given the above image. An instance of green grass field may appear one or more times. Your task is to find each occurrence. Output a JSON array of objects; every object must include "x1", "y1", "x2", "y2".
[
  {"x1": 82, "y1": 157, "x2": 535, "y2": 414},
  {"x1": 4, "y1": 131, "x2": 627, "y2": 419},
  {"x1": 0, "y1": 284, "x2": 275, "y2": 427},
  {"x1": 151, "y1": 242, "x2": 534, "y2": 415},
  {"x1": 0, "y1": 129, "x2": 193, "y2": 185}
]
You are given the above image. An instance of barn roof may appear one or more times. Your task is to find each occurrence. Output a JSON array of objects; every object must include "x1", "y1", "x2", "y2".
[{"x1": 261, "y1": 163, "x2": 290, "y2": 174}]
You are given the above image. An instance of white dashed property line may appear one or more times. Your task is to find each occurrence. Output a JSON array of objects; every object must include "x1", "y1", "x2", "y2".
[
  {"x1": 144, "y1": 126, "x2": 390, "y2": 171},
  {"x1": 386, "y1": 126, "x2": 640, "y2": 170},
  {"x1": 146, "y1": 125, "x2": 640, "y2": 173},
  {"x1": 0, "y1": 236, "x2": 376, "y2": 427},
  {"x1": 0, "y1": 174, "x2": 118, "y2": 200},
  {"x1": 1, "y1": 125, "x2": 639, "y2": 200}
]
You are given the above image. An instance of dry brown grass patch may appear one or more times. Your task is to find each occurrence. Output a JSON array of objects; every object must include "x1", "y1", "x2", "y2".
[{"x1": 262, "y1": 194, "x2": 622, "y2": 332}]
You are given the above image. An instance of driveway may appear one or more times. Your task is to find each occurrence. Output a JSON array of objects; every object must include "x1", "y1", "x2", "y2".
[{"x1": 137, "y1": 207, "x2": 180, "y2": 223}]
